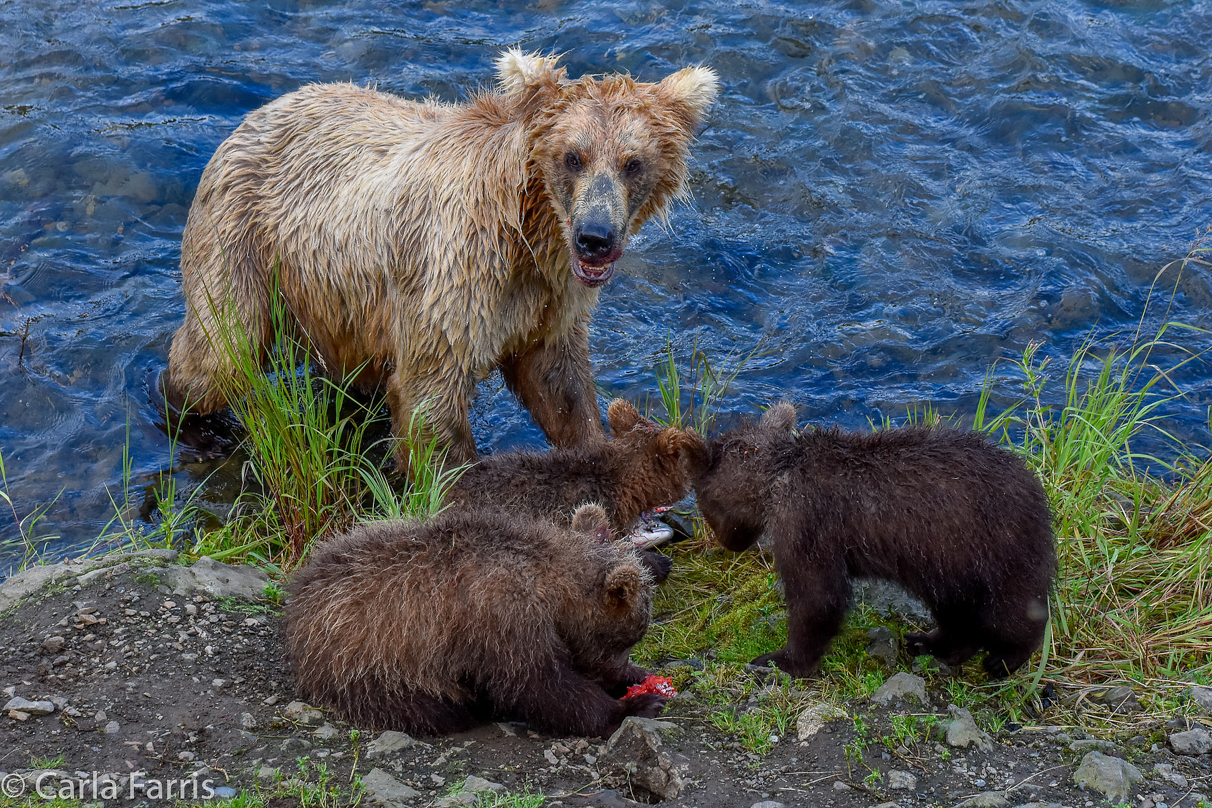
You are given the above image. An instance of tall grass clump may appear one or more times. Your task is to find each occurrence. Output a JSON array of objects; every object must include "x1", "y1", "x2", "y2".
[
  {"x1": 975, "y1": 320, "x2": 1211, "y2": 682},
  {"x1": 650, "y1": 333, "x2": 755, "y2": 434},
  {"x1": 186, "y1": 277, "x2": 462, "y2": 571}
]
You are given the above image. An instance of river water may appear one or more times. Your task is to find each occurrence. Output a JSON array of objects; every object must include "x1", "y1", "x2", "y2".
[{"x1": 1, "y1": 0, "x2": 1210, "y2": 568}]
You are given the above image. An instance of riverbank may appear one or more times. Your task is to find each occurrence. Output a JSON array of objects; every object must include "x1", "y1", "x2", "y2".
[{"x1": 1, "y1": 551, "x2": 1210, "y2": 808}]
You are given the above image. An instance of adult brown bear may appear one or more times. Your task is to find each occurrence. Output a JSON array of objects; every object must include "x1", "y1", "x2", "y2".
[{"x1": 161, "y1": 50, "x2": 718, "y2": 467}]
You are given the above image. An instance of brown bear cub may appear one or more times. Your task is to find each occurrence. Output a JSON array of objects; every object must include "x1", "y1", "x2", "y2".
[
  {"x1": 284, "y1": 505, "x2": 665, "y2": 737},
  {"x1": 447, "y1": 399, "x2": 703, "y2": 582},
  {"x1": 688, "y1": 404, "x2": 1056, "y2": 679}
]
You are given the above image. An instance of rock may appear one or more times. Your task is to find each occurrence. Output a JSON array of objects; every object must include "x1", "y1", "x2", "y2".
[
  {"x1": 104, "y1": 720, "x2": 120, "y2": 734},
  {"x1": 434, "y1": 796, "x2": 475, "y2": 808},
  {"x1": 0, "y1": 549, "x2": 177, "y2": 612},
  {"x1": 866, "y1": 626, "x2": 899, "y2": 667},
  {"x1": 944, "y1": 705, "x2": 993, "y2": 752},
  {"x1": 796, "y1": 702, "x2": 847, "y2": 742},
  {"x1": 281, "y1": 737, "x2": 311, "y2": 753},
  {"x1": 1169, "y1": 728, "x2": 1212, "y2": 756},
  {"x1": 598, "y1": 716, "x2": 689, "y2": 802},
  {"x1": 852, "y1": 578, "x2": 931, "y2": 621},
  {"x1": 1153, "y1": 764, "x2": 1188, "y2": 789},
  {"x1": 873, "y1": 803, "x2": 902, "y2": 808},
  {"x1": 362, "y1": 768, "x2": 421, "y2": 805},
  {"x1": 871, "y1": 672, "x2": 928, "y2": 706},
  {"x1": 366, "y1": 730, "x2": 418, "y2": 759},
  {"x1": 213, "y1": 787, "x2": 238, "y2": 799},
  {"x1": 158, "y1": 556, "x2": 269, "y2": 601},
  {"x1": 888, "y1": 770, "x2": 917, "y2": 790},
  {"x1": 1069, "y1": 739, "x2": 1118, "y2": 753},
  {"x1": 832, "y1": 781, "x2": 851, "y2": 791},
  {"x1": 240, "y1": 712, "x2": 257, "y2": 730},
  {"x1": 751, "y1": 802, "x2": 788, "y2": 808},
  {"x1": 463, "y1": 776, "x2": 505, "y2": 793},
  {"x1": 1190, "y1": 685, "x2": 1212, "y2": 714},
  {"x1": 282, "y1": 701, "x2": 324, "y2": 726},
  {"x1": 2, "y1": 697, "x2": 55, "y2": 715},
  {"x1": 1089, "y1": 685, "x2": 1142, "y2": 714},
  {"x1": 956, "y1": 792, "x2": 1011, "y2": 808},
  {"x1": 1073, "y1": 751, "x2": 1143, "y2": 803},
  {"x1": 313, "y1": 723, "x2": 340, "y2": 741},
  {"x1": 40, "y1": 636, "x2": 65, "y2": 654}
]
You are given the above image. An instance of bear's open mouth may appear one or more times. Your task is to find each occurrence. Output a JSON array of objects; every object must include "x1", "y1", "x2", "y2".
[
  {"x1": 573, "y1": 259, "x2": 614, "y2": 287},
  {"x1": 571, "y1": 251, "x2": 621, "y2": 287}
]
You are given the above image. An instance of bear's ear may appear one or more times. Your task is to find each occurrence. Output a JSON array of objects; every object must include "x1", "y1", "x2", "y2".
[
  {"x1": 607, "y1": 398, "x2": 643, "y2": 436},
  {"x1": 759, "y1": 402, "x2": 797, "y2": 434},
  {"x1": 495, "y1": 49, "x2": 565, "y2": 96},
  {"x1": 604, "y1": 564, "x2": 642, "y2": 607},
  {"x1": 656, "y1": 427, "x2": 704, "y2": 458},
  {"x1": 572, "y1": 503, "x2": 612, "y2": 543},
  {"x1": 654, "y1": 65, "x2": 720, "y2": 129}
]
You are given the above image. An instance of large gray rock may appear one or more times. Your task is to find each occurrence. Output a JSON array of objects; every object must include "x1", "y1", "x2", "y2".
[
  {"x1": 598, "y1": 716, "x2": 687, "y2": 801},
  {"x1": 0, "y1": 549, "x2": 178, "y2": 612},
  {"x1": 158, "y1": 556, "x2": 268, "y2": 601},
  {"x1": 1089, "y1": 685, "x2": 1142, "y2": 714},
  {"x1": 1191, "y1": 685, "x2": 1212, "y2": 714},
  {"x1": 462, "y1": 776, "x2": 505, "y2": 794},
  {"x1": 1073, "y1": 751, "x2": 1143, "y2": 803},
  {"x1": 944, "y1": 705, "x2": 993, "y2": 752},
  {"x1": 871, "y1": 672, "x2": 928, "y2": 706},
  {"x1": 3, "y1": 697, "x2": 55, "y2": 716},
  {"x1": 362, "y1": 768, "x2": 421, "y2": 806},
  {"x1": 796, "y1": 702, "x2": 847, "y2": 742},
  {"x1": 955, "y1": 794, "x2": 1013, "y2": 804},
  {"x1": 366, "y1": 730, "x2": 418, "y2": 759},
  {"x1": 888, "y1": 770, "x2": 917, "y2": 790},
  {"x1": 956, "y1": 792, "x2": 1010, "y2": 808},
  {"x1": 852, "y1": 578, "x2": 931, "y2": 621},
  {"x1": 1169, "y1": 728, "x2": 1212, "y2": 756}
]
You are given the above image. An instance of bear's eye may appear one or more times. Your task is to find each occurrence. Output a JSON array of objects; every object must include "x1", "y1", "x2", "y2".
[
  {"x1": 564, "y1": 151, "x2": 582, "y2": 171},
  {"x1": 624, "y1": 157, "x2": 643, "y2": 176}
]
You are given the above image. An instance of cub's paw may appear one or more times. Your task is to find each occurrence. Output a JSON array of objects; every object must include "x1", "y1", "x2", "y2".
[
  {"x1": 751, "y1": 650, "x2": 818, "y2": 679},
  {"x1": 622, "y1": 693, "x2": 669, "y2": 719},
  {"x1": 904, "y1": 631, "x2": 934, "y2": 657},
  {"x1": 639, "y1": 551, "x2": 673, "y2": 584}
]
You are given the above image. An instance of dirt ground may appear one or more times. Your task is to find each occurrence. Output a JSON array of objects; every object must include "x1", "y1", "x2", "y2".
[{"x1": 1, "y1": 560, "x2": 1210, "y2": 808}]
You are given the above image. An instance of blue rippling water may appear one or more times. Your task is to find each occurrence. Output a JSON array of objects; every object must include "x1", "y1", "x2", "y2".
[{"x1": 1, "y1": 0, "x2": 1210, "y2": 568}]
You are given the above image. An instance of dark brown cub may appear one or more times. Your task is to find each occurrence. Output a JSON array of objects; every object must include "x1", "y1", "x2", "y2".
[{"x1": 688, "y1": 404, "x2": 1056, "y2": 679}]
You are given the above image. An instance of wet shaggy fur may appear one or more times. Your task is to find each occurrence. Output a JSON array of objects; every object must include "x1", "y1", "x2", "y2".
[
  {"x1": 163, "y1": 50, "x2": 718, "y2": 469},
  {"x1": 448, "y1": 399, "x2": 704, "y2": 584},
  {"x1": 688, "y1": 405, "x2": 1057, "y2": 679},
  {"x1": 284, "y1": 505, "x2": 667, "y2": 737}
]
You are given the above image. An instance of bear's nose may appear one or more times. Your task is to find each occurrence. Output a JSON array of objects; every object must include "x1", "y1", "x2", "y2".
[{"x1": 574, "y1": 221, "x2": 616, "y2": 261}]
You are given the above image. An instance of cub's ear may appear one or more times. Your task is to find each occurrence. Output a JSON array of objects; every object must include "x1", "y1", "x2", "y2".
[
  {"x1": 656, "y1": 427, "x2": 705, "y2": 458},
  {"x1": 495, "y1": 49, "x2": 565, "y2": 95},
  {"x1": 675, "y1": 428, "x2": 711, "y2": 477},
  {"x1": 572, "y1": 503, "x2": 612, "y2": 543},
  {"x1": 604, "y1": 564, "x2": 643, "y2": 607},
  {"x1": 607, "y1": 398, "x2": 643, "y2": 436},
  {"x1": 655, "y1": 65, "x2": 720, "y2": 129},
  {"x1": 759, "y1": 402, "x2": 797, "y2": 434}
]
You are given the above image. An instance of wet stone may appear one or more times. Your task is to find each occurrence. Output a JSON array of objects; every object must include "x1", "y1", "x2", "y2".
[
  {"x1": 871, "y1": 672, "x2": 927, "y2": 706},
  {"x1": 1073, "y1": 751, "x2": 1143, "y2": 803},
  {"x1": 1169, "y1": 728, "x2": 1212, "y2": 756}
]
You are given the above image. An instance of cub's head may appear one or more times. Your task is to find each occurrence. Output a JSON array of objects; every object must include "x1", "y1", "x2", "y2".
[
  {"x1": 689, "y1": 403, "x2": 797, "y2": 552},
  {"x1": 496, "y1": 49, "x2": 719, "y2": 288},
  {"x1": 604, "y1": 398, "x2": 706, "y2": 529},
  {"x1": 564, "y1": 503, "x2": 654, "y2": 679}
]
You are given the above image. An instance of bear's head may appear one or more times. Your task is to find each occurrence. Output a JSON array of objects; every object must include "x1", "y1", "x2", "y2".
[
  {"x1": 604, "y1": 398, "x2": 706, "y2": 529},
  {"x1": 562, "y1": 503, "x2": 654, "y2": 683},
  {"x1": 496, "y1": 49, "x2": 719, "y2": 288},
  {"x1": 689, "y1": 402, "x2": 797, "y2": 552}
]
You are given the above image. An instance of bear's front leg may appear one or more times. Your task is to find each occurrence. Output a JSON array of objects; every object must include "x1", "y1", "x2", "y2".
[
  {"x1": 386, "y1": 364, "x2": 478, "y2": 476},
  {"x1": 500, "y1": 322, "x2": 605, "y2": 450}
]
